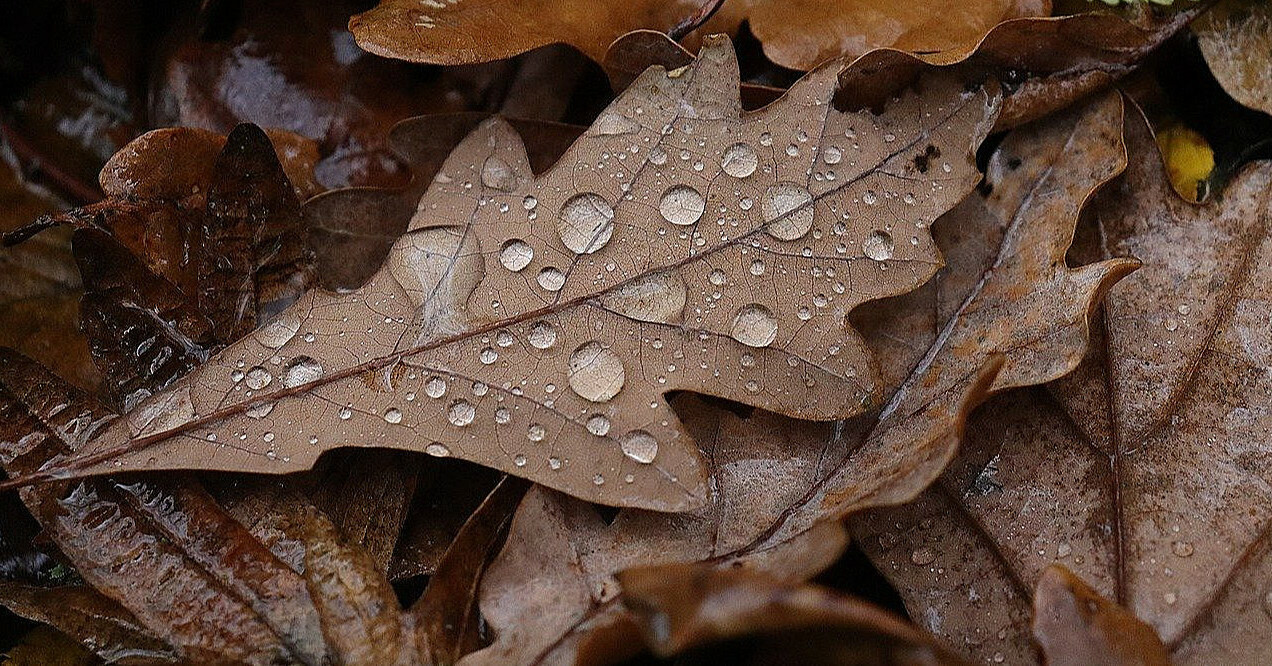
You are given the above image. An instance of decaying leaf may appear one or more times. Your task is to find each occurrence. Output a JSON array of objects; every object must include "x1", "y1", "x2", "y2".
[
  {"x1": 24, "y1": 38, "x2": 1001, "y2": 511},
  {"x1": 1195, "y1": 0, "x2": 1272, "y2": 117},
  {"x1": 853, "y1": 103, "x2": 1272, "y2": 663},
  {"x1": 619, "y1": 562, "x2": 970, "y2": 664},
  {"x1": 350, "y1": 0, "x2": 1048, "y2": 71},
  {"x1": 459, "y1": 91, "x2": 1135, "y2": 666},
  {"x1": 0, "y1": 583, "x2": 177, "y2": 664},
  {"x1": 1032, "y1": 565, "x2": 1170, "y2": 666}
]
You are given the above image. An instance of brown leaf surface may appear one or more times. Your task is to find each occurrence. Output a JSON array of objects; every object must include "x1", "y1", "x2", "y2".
[
  {"x1": 853, "y1": 103, "x2": 1272, "y2": 663},
  {"x1": 463, "y1": 91, "x2": 1134, "y2": 666},
  {"x1": 350, "y1": 0, "x2": 1047, "y2": 70},
  {"x1": 1032, "y1": 565, "x2": 1170, "y2": 666},
  {"x1": 37, "y1": 38, "x2": 1001, "y2": 511},
  {"x1": 0, "y1": 583, "x2": 177, "y2": 665},
  {"x1": 1195, "y1": 0, "x2": 1272, "y2": 117},
  {"x1": 619, "y1": 562, "x2": 970, "y2": 664}
]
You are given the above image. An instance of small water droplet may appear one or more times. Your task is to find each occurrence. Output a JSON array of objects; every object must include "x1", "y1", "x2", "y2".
[
  {"x1": 480, "y1": 347, "x2": 499, "y2": 364},
  {"x1": 338, "y1": 405, "x2": 353, "y2": 420},
  {"x1": 558, "y1": 193, "x2": 615, "y2": 254},
  {"x1": 528, "y1": 320, "x2": 558, "y2": 349},
  {"x1": 720, "y1": 142, "x2": 758, "y2": 178},
  {"x1": 823, "y1": 146, "x2": 842, "y2": 164},
  {"x1": 262, "y1": 431, "x2": 275, "y2": 443},
  {"x1": 481, "y1": 156, "x2": 517, "y2": 191},
  {"x1": 568, "y1": 341, "x2": 626, "y2": 403},
  {"x1": 659, "y1": 185, "x2": 705, "y2": 226},
  {"x1": 496, "y1": 330, "x2": 515, "y2": 347},
  {"x1": 527, "y1": 423, "x2": 546, "y2": 442},
  {"x1": 549, "y1": 457, "x2": 562, "y2": 470},
  {"x1": 586, "y1": 414, "x2": 611, "y2": 436},
  {"x1": 863, "y1": 230, "x2": 895, "y2": 261},
  {"x1": 708, "y1": 269, "x2": 727, "y2": 286},
  {"x1": 593, "y1": 473, "x2": 605, "y2": 486},
  {"x1": 495, "y1": 407, "x2": 512, "y2": 424},
  {"x1": 523, "y1": 195, "x2": 537, "y2": 210},
  {"x1": 383, "y1": 407, "x2": 403, "y2": 424},
  {"x1": 513, "y1": 453, "x2": 528, "y2": 467},
  {"x1": 245, "y1": 366, "x2": 273, "y2": 390},
  {"x1": 749, "y1": 259, "x2": 765, "y2": 276},
  {"x1": 910, "y1": 547, "x2": 936, "y2": 566},
  {"x1": 729, "y1": 304, "x2": 778, "y2": 348},
  {"x1": 499, "y1": 239, "x2": 534, "y2": 272},
  {"x1": 620, "y1": 430, "x2": 658, "y2": 463},
  {"x1": 425, "y1": 376, "x2": 447, "y2": 399},
  {"x1": 537, "y1": 267, "x2": 566, "y2": 291},
  {"x1": 447, "y1": 400, "x2": 476, "y2": 426}
]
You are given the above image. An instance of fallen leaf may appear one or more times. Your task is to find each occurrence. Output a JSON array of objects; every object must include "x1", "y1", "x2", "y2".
[
  {"x1": 350, "y1": 0, "x2": 1047, "y2": 70},
  {"x1": 1195, "y1": 0, "x2": 1272, "y2": 117},
  {"x1": 464, "y1": 91, "x2": 1134, "y2": 666},
  {"x1": 619, "y1": 562, "x2": 970, "y2": 664},
  {"x1": 1032, "y1": 565, "x2": 1170, "y2": 666},
  {"x1": 30, "y1": 38, "x2": 1001, "y2": 511},
  {"x1": 852, "y1": 102, "x2": 1272, "y2": 663},
  {"x1": 0, "y1": 583, "x2": 177, "y2": 664}
]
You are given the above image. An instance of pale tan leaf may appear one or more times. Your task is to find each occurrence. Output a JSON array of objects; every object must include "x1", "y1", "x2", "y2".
[
  {"x1": 1196, "y1": 0, "x2": 1272, "y2": 117},
  {"x1": 31, "y1": 37, "x2": 1000, "y2": 511}
]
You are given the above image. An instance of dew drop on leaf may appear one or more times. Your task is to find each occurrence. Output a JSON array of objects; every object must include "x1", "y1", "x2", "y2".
[
  {"x1": 537, "y1": 266, "x2": 566, "y2": 291},
  {"x1": 729, "y1": 304, "x2": 779, "y2": 348},
  {"x1": 586, "y1": 414, "x2": 611, "y2": 436},
  {"x1": 568, "y1": 341, "x2": 626, "y2": 402},
  {"x1": 481, "y1": 156, "x2": 517, "y2": 191},
  {"x1": 383, "y1": 407, "x2": 403, "y2": 424},
  {"x1": 447, "y1": 400, "x2": 476, "y2": 426},
  {"x1": 527, "y1": 423, "x2": 546, "y2": 441},
  {"x1": 245, "y1": 366, "x2": 273, "y2": 390},
  {"x1": 425, "y1": 442, "x2": 451, "y2": 457},
  {"x1": 499, "y1": 239, "x2": 534, "y2": 272},
  {"x1": 659, "y1": 185, "x2": 705, "y2": 225},
  {"x1": 282, "y1": 356, "x2": 323, "y2": 388},
  {"x1": 863, "y1": 230, "x2": 895, "y2": 261},
  {"x1": 528, "y1": 321, "x2": 558, "y2": 349},
  {"x1": 720, "y1": 142, "x2": 758, "y2": 178},
  {"x1": 762, "y1": 183, "x2": 814, "y2": 240},
  {"x1": 619, "y1": 430, "x2": 658, "y2": 464},
  {"x1": 557, "y1": 193, "x2": 615, "y2": 254},
  {"x1": 425, "y1": 376, "x2": 447, "y2": 398}
]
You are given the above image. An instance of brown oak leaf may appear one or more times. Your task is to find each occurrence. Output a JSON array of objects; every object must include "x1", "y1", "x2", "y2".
[
  {"x1": 853, "y1": 102, "x2": 1272, "y2": 663},
  {"x1": 20, "y1": 38, "x2": 1001, "y2": 511},
  {"x1": 1195, "y1": 0, "x2": 1272, "y2": 117},
  {"x1": 458, "y1": 92, "x2": 1135, "y2": 666},
  {"x1": 1032, "y1": 565, "x2": 1170, "y2": 666}
]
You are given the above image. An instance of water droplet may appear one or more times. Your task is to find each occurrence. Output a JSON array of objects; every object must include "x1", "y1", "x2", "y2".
[
  {"x1": 499, "y1": 239, "x2": 534, "y2": 272},
  {"x1": 537, "y1": 267, "x2": 566, "y2": 291},
  {"x1": 558, "y1": 193, "x2": 615, "y2": 254},
  {"x1": 246, "y1": 401, "x2": 274, "y2": 419},
  {"x1": 729, "y1": 304, "x2": 778, "y2": 348},
  {"x1": 481, "y1": 156, "x2": 517, "y2": 191},
  {"x1": 592, "y1": 113, "x2": 639, "y2": 135},
  {"x1": 593, "y1": 473, "x2": 605, "y2": 486},
  {"x1": 480, "y1": 347, "x2": 498, "y2": 364},
  {"x1": 823, "y1": 146, "x2": 842, "y2": 164},
  {"x1": 256, "y1": 312, "x2": 300, "y2": 349},
  {"x1": 762, "y1": 183, "x2": 814, "y2": 241},
  {"x1": 496, "y1": 330, "x2": 515, "y2": 347},
  {"x1": 513, "y1": 454, "x2": 528, "y2": 467},
  {"x1": 338, "y1": 405, "x2": 353, "y2": 420},
  {"x1": 586, "y1": 414, "x2": 611, "y2": 436},
  {"x1": 1164, "y1": 317, "x2": 1179, "y2": 332},
  {"x1": 659, "y1": 185, "x2": 705, "y2": 226},
  {"x1": 759, "y1": 132, "x2": 772, "y2": 146},
  {"x1": 549, "y1": 457, "x2": 563, "y2": 470},
  {"x1": 425, "y1": 376, "x2": 447, "y2": 398},
  {"x1": 383, "y1": 408, "x2": 403, "y2": 424},
  {"x1": 1177, "y1": 304, "x2": 1191, "y2": 315},
  {"x1": 910, "y1": 547, "x2": 936, "y2": 566},
  {"x1": 528, "y1": 320, "x2": 558, "y2": 349},
  {"x1": 720, "y1": 142, "x2": 757, "y2": 178},
  {"x1": 1173, "y1": 541, "x2": 1194, "y2": 557},
  {"x1": 245, "y1": 366, "x2": 273, "y2": 390},
  {"x1": 708, "y1": 269, "x2": 727, "y2": 286},
  {"x1": 568, "y1": 341, "x2": 626, "y2": 402},
  {"x1": 425, "y1": 443, "x2": 451, "y2": 457},
  {"x1": 523, "y1": 195, "x2": 537, "y2": 210},
  {"x1": 447, "y1": 400, "x2": 475, "y2": 426},
  {"x1": 526, "y1": 423, "x2": 546, "y2": 442},
  {"x1": 863, "y1": 230, "x2": 895, "y2": 261},
  {"x1": 495, "y1": 407, "x2": 512, "y2": 424},
  {"x1": 598, "y1": 270, "x2": 686, "y2": 324},
  {"x1": 749, "y1": 259, "x2": 765, "y2": 276},
  {"x1": 620, "y1": 430, "x2": 658, "y2": 463},
  {"x1": 282, "y1": 356, "x2": 323, "y2": 388},
  {"x1": 263, "y1": 431, "x2": 275, "y2": 443}
]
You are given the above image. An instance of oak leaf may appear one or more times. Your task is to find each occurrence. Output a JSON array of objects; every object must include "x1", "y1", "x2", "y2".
[
  {"x1": 853, "y1": 102, "x2": 1272, "y2": 663},
  {"x1": 23, "y1": 38, "x2": 1001, "y2": 511},
  {"x1": 1195, "y1": 0, "x2": 1272, "y2": 117},
  {"x1": 349, "y1": 0, "x2": 1047, "y2": 70},
  {"x1": 1032, "y1": 565, "x2": 1170, "y2": 666},
  {"x1": 458, "y1": 92, "x2": 1134, "y2": 666}
]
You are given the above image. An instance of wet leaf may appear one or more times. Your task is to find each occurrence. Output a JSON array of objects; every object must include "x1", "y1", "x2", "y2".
[
  {"x1": 350, "y1": 0, "x2": 1047, "y2": 70},
  {"x1": 619, "y1": 562, "x2": 970, "y2": 664},
  {"x1": 33, "y1": 38, "x2": 1001, "y2": 511},
  {"x1": 1195, "y1": 0, "x2": 1272, "y2": 117},
  {"x1": 852, "y1": 102, "x2": 1272, "y2": 663},
  {"x1": 0, "y1": 583, "x2": 177, "y2": 664},
  {"x1": 464, "y1": 91, "x2": 1134, "y2": 666},
  {"x1": 1032, "y1": 566, "x2": 1170, "y2": 666}
]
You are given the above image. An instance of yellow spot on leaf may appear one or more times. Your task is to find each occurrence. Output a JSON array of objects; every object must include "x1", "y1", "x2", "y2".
[{"x1": 1155, "y1": 123, "x2": 1214, "y2": 202}]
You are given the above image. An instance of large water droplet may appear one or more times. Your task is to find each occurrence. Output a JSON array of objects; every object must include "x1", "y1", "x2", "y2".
[
  {"x1": 729, "y1": 304, "x2": 778, "y2": 348},
  {"x1": 620, "y1": 430, "x2": 658, "y2": 463},
  {"x1": 256, "y1": 312, "x2": 300, "y2": 349},
  {"x1": 383, "y1": 407, "x2": 403, "y2": 424},
  {"x1": 762, "y1": 183, "x2": 814, "y2": 241},
  {"x1": 720, "y1": 142, "x2": 757, "y2": 178},
  {"x1": 245, "y1": 366, "x2": 273, "y2": 390},
  {"x1": 481, "y1": 156, "x2": 518, "y2": 191},
  {"x1": 499, "y1": 239, "x2": 534, "y2": 272},
  {"x1": 659, "y1": 185, "x2": 705, "y2": 226},
  {"x1": 246, "y1": 401, "x2": 275, "y2": 419},
  {"x1": 528, "y1": 321, "x2": 558, "y2": 349},
  {"x1": 282, "y1": 356, "x2": 323, "y2": 388},
  {"x1": 586, "y1": 414, "x2": 611, "y2": 436},
  {"x1": 448, "y1": 400, "x2": 475, "y2": 426},
  {"x1": 598, "y1": 270, "x2": 686, "y2": 324},
  {"x1": 862, "y1": 230, "x2": 895, "y2": 261},
  {"x1": 425, "y1": 442, "x2": 451, "y2": 457},
  {"x1": 425, "y1": 376, "x2": 447, "y2": 399},
  {"x1": 537, "y1": 267, "x2": 566, "y2": 291},
  {"x1": 558, "y1": 193, "x2": 615, "y2": 254},
  {"x1": 568, "y1": 341, "x2": 626, "y2": 402}
]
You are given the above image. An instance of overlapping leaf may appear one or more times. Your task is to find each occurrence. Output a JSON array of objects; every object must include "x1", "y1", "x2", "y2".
[
  {"x1": 27, "y1": 38, "x2": 1000, "y2": 511},
  {"x1": 853, "y1": 103, "x2": 1272, "y2": 663},
  {"x1": 458, "y1": 91, "x2": 1136, "y2": 666}
]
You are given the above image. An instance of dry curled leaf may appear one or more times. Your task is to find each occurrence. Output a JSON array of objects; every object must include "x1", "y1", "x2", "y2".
[
  {"x1": 459, "y1": 92, "x2": 1134, "y2": 666},
  {"x1": 853, "y1": 103, "x2": 1272, "y2": 663},
  {"x1": 26, "y1": 38, "x2": 1001, "y2": 512},
  {"x1": 1032, "y1": 565, "x2": 1170, "y2": 666},
  {"x1": 350, "y1": 0, "x2": 1047, "y2": 70},
  {"x1": 1195, "y1": 0, "x2": 1272, "y2": 117},
  {"x1": 619, "y1": 562, "x2": 970, "y2": 664}
]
